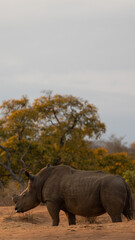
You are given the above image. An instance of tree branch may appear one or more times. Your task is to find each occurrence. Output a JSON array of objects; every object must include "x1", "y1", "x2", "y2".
[
  {"x1": 20, "y1": 144, "x2": 31, "y2": 169},
  {"x1": 0, "y1": 160, "x2": 18, "y2": 181},
  {"x1": 48, "y1": 118, "x2": 56, "y2": 127},
  {"x1": 0, "y1": 144, "x2": 25, "y2": 187},
  {"x1": 53, "y1": 108, "x2": 61, "y2": 125},
  {"x1": 60, "y1": 117, "x2": 77, "y2": 147},
  {"x1": 18, "y1": 144, "x2": 31, "y2": 178},
  {"x1": 0, "y1": 145, "x2": 11, "y2": 169}
]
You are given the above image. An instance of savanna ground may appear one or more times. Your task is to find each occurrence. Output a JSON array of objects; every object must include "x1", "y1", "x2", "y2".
[{"x1": 0, "y1": 205, "x2": 135, "y2": 240}]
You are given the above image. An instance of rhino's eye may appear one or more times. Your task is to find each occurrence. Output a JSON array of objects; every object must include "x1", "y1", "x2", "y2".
[{"x1": 22, "y1": 192, "x2": 26, "y2": 196}]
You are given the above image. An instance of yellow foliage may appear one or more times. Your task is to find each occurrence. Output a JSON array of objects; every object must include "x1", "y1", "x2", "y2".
[
  {"x1": 96, "y1": 151, "x2": 133, "y2": 176},
  {"x1": 53, "y1": 143, "x2": 59, "y2": 151}
]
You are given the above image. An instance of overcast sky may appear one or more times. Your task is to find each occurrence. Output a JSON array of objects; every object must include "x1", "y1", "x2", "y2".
[{"x1": 0, "y1": 0, "x2": 135, "y2": 145}]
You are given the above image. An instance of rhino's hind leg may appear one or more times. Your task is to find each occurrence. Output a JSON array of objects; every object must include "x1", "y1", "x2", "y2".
[
  {"x1": 46, "y1": 201, "x2": 60, "y2": 226},
  {"x1": 104, "y1": 207, "x2": 122, "y2": 222},
  {"x1": 123, "y1": 210, "x2": 133, "y2": 220},
  {"x1": 65, "y1": 211, "x2": 76, "y2": 225},
  {"x1": 110, "y1": 215, "x2": 122, "y2": 222},
  {"x1": 102, "y1": 201, "x2": 123, "y2": 222}
]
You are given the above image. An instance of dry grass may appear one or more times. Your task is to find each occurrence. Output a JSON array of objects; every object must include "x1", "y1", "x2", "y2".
[
  {"x1": 85, "y1": 216, "x2": 97, "y2": 223},
  {"x1": 4, "y1": 211, "x2": 36, "y2": 224},
  {"x1": 0, "y1": 181, "x2": 20, "y2": 206}
]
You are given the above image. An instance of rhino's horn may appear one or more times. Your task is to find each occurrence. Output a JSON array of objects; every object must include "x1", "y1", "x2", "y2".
[{"x1": 25, "y1": 170, "x2": 35, "y2": 181}]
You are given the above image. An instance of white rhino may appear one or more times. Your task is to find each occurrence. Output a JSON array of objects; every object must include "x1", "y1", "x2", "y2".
[{"x1": 13, "y1": 165, "x2": 134, "y2": 226}]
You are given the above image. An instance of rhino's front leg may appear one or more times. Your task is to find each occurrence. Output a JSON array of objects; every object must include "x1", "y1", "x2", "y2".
[{"x1": 46, "y1": 201, "x2": 60, "y2": 226}]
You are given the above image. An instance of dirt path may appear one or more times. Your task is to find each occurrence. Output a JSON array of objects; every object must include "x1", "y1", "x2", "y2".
[{"x1": 0, "y1": 206, "x2": 135, "y2": 240}]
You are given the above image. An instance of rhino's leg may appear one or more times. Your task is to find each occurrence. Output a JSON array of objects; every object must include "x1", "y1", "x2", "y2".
[
  {"x1": 100, "y1": 183, "x2": 126, "y2": 223},
  {"x1": 46, "y1": 201, "x2": 60, "y2": 226},
  {"x1": 104, "y1": 205, "x2": 122, "y2": 222},
  {"x1": 104, "y1": 207, "x2": 122, "y2": 222},
  {"x1": 65, "y1": 212, "x2": 76, "y2": 225},
  {"x1": 110, "y1": 215, "x2": 122, "y2": 222},
  {"x1": 101, "y1": 203, "x2": 123, "y2": 222}
]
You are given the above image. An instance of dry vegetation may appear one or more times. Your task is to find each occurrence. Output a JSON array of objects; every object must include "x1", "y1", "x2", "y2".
[{"x1": 0, "y1": 181, "x2": 21, "y2": 206}]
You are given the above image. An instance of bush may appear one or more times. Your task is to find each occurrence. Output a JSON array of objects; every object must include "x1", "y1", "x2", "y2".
[
  {"x1": 97, "y1": 152, "x2": 133, "y2": 176},
  {"x1": 123, "y1": 170, "x2": 135, "y2": 194}
]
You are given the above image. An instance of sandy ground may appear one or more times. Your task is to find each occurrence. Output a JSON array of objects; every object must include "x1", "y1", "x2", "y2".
[{"x1": 0, "y1": 205, "x2": 135, "y2": 240}]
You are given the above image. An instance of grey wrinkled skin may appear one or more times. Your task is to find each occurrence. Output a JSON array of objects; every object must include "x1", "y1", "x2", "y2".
[{"x1": 13, "y1": 165, "x2": 134, "y2": 226}]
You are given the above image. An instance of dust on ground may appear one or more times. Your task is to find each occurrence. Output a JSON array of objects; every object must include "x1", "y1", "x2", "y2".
[{"x1": 0, "y1": 205, "x2": 135, "y2": 240}]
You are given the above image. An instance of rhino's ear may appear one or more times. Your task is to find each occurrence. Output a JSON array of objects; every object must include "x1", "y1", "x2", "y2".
[
  {"x1": 12, "y1": 194, "x2": 19, "y2": 203},
  {"x1": 25, "y1": 170, "x2": 35, "y2": 181}
]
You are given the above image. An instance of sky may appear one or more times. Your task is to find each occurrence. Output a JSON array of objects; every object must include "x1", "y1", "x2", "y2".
[{"x1": 0, "y1": 0, "x2": 135, "y2": 145}]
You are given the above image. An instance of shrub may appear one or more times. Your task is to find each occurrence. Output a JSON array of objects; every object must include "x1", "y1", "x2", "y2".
[{"x1": 123, "y1": 170, "x2": 135, "y2": 194}]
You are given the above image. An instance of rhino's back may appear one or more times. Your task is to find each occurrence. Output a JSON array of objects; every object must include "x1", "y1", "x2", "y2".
[
  {"x1": 42, "y1": 165, "x2": 110, "y2": 198},
  {"x1": 43, "y1": 165, "x2": 107, "y2": 193}
]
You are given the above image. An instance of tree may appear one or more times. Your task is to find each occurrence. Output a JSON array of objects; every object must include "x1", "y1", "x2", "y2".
[
  {"x1": 0, "y1": 96, "x2": 41, "y2": 188},
  {"x1": 33, "y1": 92, "x2": 106, "y2": 166}
]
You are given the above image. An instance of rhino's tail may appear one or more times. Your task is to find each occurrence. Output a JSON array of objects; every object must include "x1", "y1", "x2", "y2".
[{"x1": 123, "y1": 182, "x2": 134, "y2": 220}]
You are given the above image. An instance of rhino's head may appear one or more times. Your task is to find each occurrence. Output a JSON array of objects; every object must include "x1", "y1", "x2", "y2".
[{"x1": 13, "y1": 171, "x2": 40, "y2": 213}]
